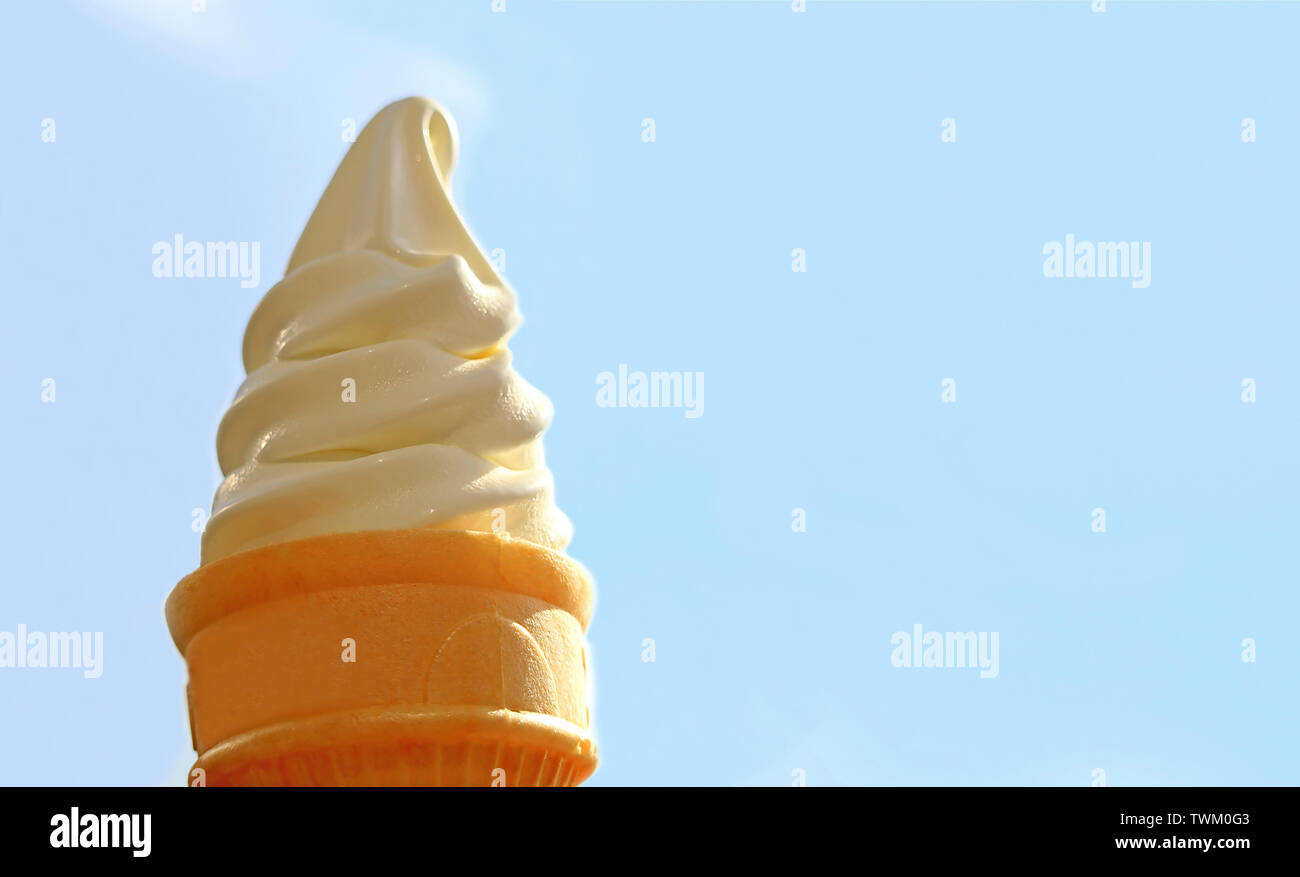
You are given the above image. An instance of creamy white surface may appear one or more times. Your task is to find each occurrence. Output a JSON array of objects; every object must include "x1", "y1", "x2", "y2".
[{"x1": 201, "y1": 97, "x2": 571, "y2": 564}]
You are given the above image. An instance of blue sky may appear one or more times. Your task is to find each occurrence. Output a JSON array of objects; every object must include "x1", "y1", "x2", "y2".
[{"x1": 1, "y1": 0, "x2": 1296, "y2": 785}]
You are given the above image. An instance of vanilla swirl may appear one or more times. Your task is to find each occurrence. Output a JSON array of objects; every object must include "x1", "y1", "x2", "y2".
[{"x1": 200, "y1": 98, "x2": 571, "y2": 564}]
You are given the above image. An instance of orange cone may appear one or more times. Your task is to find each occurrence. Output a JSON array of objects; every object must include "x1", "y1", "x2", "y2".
[{"x1": 166, "y1": 529, "x2": 596, "y2": 786}]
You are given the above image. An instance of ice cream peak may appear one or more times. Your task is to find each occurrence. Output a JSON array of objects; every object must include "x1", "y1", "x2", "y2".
[{"x1": 200, "y1": 97, "x2": 572, "y2": 565}]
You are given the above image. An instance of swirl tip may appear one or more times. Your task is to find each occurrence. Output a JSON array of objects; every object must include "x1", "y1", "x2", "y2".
[{"x1": 286, "y1": 96, "x2": 496, "y2": 285}]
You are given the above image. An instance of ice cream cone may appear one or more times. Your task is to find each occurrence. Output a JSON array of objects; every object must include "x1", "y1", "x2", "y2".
[{"x1": 166, "y1": 528, "x2": 596, "y2": 786}]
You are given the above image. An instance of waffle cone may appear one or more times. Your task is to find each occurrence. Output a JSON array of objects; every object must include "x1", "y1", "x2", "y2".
[{"x1": 165, "y1": 529, "x2": 596, "y2": 786}]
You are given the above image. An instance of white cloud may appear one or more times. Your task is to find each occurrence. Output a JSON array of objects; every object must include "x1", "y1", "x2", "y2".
[
  {"x1": 84, "y1": 0, "x2": 271, "y2": 78},
  {"x1": 82, "y1": 0, "x2": 490, "y2": 125}
]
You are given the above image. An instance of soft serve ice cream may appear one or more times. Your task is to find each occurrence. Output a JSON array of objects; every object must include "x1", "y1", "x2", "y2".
[
  {"x1": 170, "y1": 97, "x2": 596, "y2": 787},
  {"x1": 201, "y1": 97, "x2": 572, "y2": 565}
]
